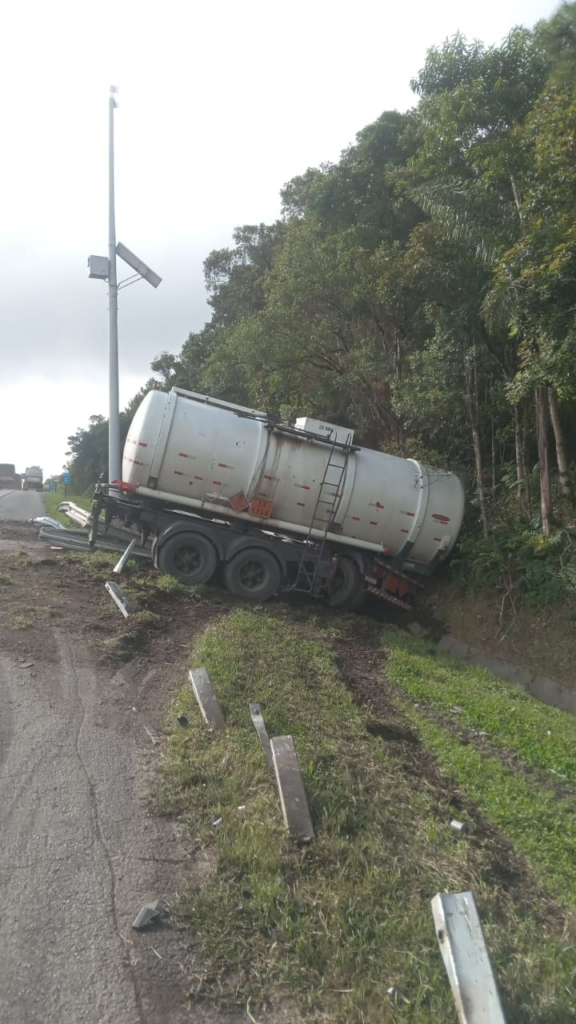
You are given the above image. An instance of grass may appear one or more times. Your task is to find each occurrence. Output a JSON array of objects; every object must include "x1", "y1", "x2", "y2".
[
  {"x1": 377, "y1": 628, "x2": 576, "y2": 909},
  {"x1": 380, "y1": 627, "x2": 576, "y2": 784},
  {"x1": 42, "y1": 492, "x2": 92, "y2": 525},
  {"x1": 157, "y1": 606, "x2": 576, "y2": 1023},
  {"x1": 0, "y1": 572, "x2": 12, "y2": 586},
  {"x1": 11, "y1": 613, "x2": 34, "y2": 629}
]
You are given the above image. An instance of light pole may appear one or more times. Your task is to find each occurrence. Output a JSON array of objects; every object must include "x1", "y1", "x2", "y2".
[
  {"x1": 87, "y1": 87, "x2": 162, "y2": 486},
  {"x1": 108, "y1": 87, "x2": 120, "y2": 484}
]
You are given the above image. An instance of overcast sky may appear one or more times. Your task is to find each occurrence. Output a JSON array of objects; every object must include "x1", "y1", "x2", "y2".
[{"x1": 0, "y1": 0, "x2": 559, "y2": 477}]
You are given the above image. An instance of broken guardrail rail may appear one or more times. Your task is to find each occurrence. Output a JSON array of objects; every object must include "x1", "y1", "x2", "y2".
[{"x1": 38, "y1": 525, "x2": 152, "y2": 560}]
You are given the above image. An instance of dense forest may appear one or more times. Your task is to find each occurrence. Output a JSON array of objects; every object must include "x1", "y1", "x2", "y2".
[{"x1": 69, "y1": 3, "x2": 576, "y2": 604}]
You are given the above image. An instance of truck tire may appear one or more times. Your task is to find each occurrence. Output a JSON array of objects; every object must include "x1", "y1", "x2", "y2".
[
  {"x1": 157, "y1": 532, "x2": 218, "y2": 585},
  {"x1": 224, "y1": 548, "x2": 282, "y2": 603},
  {"x1": 328, "y1": 557, "x2": 365, "y2": 610}
]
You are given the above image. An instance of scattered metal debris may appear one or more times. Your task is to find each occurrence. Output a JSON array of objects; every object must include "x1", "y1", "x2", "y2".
[
  {"x1": 450, "y1": 819, "x2": 465, "y2": 832},
  {"x1": 249, "y1": 702, "x2": 276, "y2": 782},
  {"x1": 212, "y1": 817, "x2": 223, "y2": 827},
  {"x1": 431, "y1": 891, "x2": 506, "y2": 1023},
  {"x1": 450, "y1": 706, "x2": 464, "y2": 714},
  {"x1": 58, "y1": 501, "x2": 92, "y2": 528},
  {"x1": 271, "y1": 735, "x2": 315, "y2": 846},
  {"x1": 132, "y1": 901, "x2": 162, "y2": 930},
  {"x1": 105, "y1": 581, "x2": 135, "y2": 618},
  {"x1": 29, "y1": 516, "x2": 65, "y2": 529},
  {"x1": 144, "y1": 726, "x2": 160, "y2": 745},
  {"x1": 188, "y1": 668, "x2": 225, "y2": 730}
]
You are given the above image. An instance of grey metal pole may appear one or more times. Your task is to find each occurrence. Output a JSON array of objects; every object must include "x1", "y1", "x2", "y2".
[{"x1": 108, "y1": 88, "x2": 121, "y2": 485}]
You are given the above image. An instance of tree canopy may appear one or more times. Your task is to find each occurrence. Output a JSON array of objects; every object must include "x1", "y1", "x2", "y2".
[{"x1": 69, "y1": 3, "x2": 576, "y2": 576}]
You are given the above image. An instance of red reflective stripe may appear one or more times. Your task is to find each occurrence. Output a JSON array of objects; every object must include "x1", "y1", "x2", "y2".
[
  {"x1": 401, "y1": 528, "x2": 409, "y2": 534},
  {"x1": 263, "y1": 475, "x2": 274, "y2": 480},
  {"x1": 174, "y1": 470, "x2": 184, "y2": 476},
  {"x1": 297, "y1": 502, "x2": 306, "y2": 507},
  {"x1": 432, "y1": 513, "x2": 450, "y2": 523},
  {"x1": 352, "y1": 516, "x2": 361, "y2": 521},
  {"x1": 332, "y1": 492, "x2": 342, "y2": 498},
  {"x1": 370, "y1": 521, "x2": 378, "y2": 526},
  {"x1": 376, "y1": 502, "x2": 384, "y2": 509},
  {"x1": 139, "y1": 442, "x2": 148, "y2": 447},
  {"x1": 119, "y1": 481, "x2": 137, "y2": 492},
  {"x1": 296, "y1": 484, "x2": 310, "y2": 490},
  {"x1": 218, "y1": 463, "x2": 229, "y2": 468},
  {"x1": 178, "y1": 452, "x2": 189, "y2": 457},
  {"x1": 434, "y1": 537, "x2": 442, "y2": 542},
  {"x1": 402, "y1": 511, "x2": 415, "y2": 517},
  {"x1": 213, "y1": 480, "x2": 222, "y2": 486},
  {"x1": 194, "y1": 476, "x2": 203, "y2": 480}
]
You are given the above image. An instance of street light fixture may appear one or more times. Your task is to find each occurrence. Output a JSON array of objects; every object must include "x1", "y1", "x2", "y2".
[{"x1": 87, "y1": 87, "x2": 162, "y2": 486}]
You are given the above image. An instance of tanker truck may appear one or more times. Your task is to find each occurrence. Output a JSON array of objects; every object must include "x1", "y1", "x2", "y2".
[
  {"x1": 23, "y1": 466, "x2": 43, "y2": 491},
  {"x1": 90, "y1": 388, "x2": 465, "y2": 610}
]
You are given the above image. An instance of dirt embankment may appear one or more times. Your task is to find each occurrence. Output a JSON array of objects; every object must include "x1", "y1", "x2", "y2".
[{"x1": 426, "y1": 573, "x2": 576, "y2": 693}]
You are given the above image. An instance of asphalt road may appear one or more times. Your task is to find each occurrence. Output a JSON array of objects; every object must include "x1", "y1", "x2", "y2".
[
  {"x1": 0, "y1": 488, "x2": 44, "y2": 521},
  {"x1": 0, "y1": 524, "x2": 225, "y2": 1024}
]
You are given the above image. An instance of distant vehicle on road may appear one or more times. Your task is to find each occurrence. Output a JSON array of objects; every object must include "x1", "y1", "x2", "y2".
[
  {"x1": 23, "y1": 466, "x2": 43, "y2": 491},
  {"x1": 0, "y1": 463, "x2": 21, "y2": 489}
]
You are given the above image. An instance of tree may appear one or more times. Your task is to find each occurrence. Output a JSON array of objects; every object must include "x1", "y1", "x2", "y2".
[{"x1": 66, "y1": 414, "x2": 130, "y2": 492}]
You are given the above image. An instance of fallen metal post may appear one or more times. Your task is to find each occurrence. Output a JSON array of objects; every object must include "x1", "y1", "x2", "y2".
[
  {"x1": 188, "y1": 668, "x2": 225, "y2": 730},
  {"x1": 113, "y1": 537, "x2": 137, "y2": 574},
  {"x1": 271, "y1": 735, "x2": 314, "y2": 846},
  {"x1": 431, "y1": 891, "x2": 506, "y2": 1023},
  {"x1": 105, "y1": 580, "x2": 135, "y2": 618},
  {"x1": 249, "y1": 703, "x2": 276, "y2": 784}
]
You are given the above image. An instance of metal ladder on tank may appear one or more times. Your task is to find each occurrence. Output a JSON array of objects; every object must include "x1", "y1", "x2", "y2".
[{"x1": 295, "y1": 431, "x2": 355, "y2": 596}]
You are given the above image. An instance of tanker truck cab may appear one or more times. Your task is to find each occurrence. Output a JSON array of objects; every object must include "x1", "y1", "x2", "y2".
[{"x1": 91, "y1": 387, "x2": 464, "y2": 610}]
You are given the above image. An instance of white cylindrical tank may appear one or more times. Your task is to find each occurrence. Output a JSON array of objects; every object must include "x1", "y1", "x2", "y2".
[{"x1": 121, "y1": 389, "x2": 464, "y2": 572}]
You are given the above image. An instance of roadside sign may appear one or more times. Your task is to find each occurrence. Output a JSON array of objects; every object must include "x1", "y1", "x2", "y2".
[{"x1": 61, "y1": 472, "x2": 71, "y2": 485}]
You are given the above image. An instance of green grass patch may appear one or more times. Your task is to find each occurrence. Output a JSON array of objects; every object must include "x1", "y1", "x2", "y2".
[
  {"x1": 157, "y1": 607, "x2": 575, "y2": 1023},
  {"x1": 381, "y1": 627, "x2": 576, "y2": 786},
  {"x1": 0, "y1": 572, "x2": 12, "y2": 586},
  {"x1": 11, "y1": 613, "x2": 34, "y2": 629},
  {"x1": 42, "y1": 492, "x2": 92, "y2": 525},
  {"x1": 68, "y1": 551, "x2": 118, "y2": 574},
  {"x1": 401, "y1": 703, "x2": 576, "y2": 906}
]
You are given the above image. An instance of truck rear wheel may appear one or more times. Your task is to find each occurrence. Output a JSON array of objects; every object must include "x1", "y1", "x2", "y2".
[
  {"x1": 157, "y1": 532, "x2": 218, "y2": 585},
  {"x1": 328, "y1": 557, "x2": 365, "y2": 610},
  {"x1": 224, "y1": 548, "x2": 281, "y2": 603}
]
